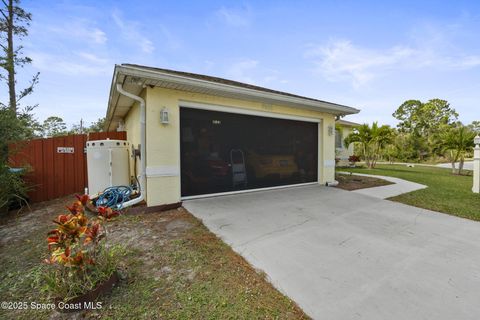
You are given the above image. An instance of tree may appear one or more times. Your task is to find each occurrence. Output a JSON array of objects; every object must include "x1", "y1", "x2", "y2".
[
  {"x1": 468, "y1": 121, "x2": 480, "y2": 134},
  {"x1": 0, "y1": 0, "x2": 39, "y2": 211},
  {"x1": 88, "y1": 117, "x2": 105, "y2": 132},
  {"x1": 344, "y1": 122, "x2": 394, "y2": 169},
  {"x1": 69, "y1": 117, "x2": 105, "y2": 135},
  {"x1": 42, "y1": 116, "x2": 67, "y2": 137},
  {"x1": 69, "y1": 119, "x2": 87, "y2": 135},
  {"x1": 438, "y1": 124, "x2": 475, "y2": 175},
  {"x1": 393, "y1": 99, "x2": 458, "y2": 135},
  {"x1": 392, "y1": 99, "x2": 458, "y2": 161},
  {"x1": 0, "y1": 0, "x2": 39, "y2": 115}
]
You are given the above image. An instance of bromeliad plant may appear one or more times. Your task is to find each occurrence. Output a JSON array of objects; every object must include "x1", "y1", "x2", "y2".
[
  {"x1": 348, "y1": 155, "x2": 361, "y2": 167},
  {"x1": 44, "y1": 195, "x2": 122, "y2": 300}
]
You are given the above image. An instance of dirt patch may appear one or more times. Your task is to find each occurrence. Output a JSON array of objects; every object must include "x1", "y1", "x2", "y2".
[
  {"x1": 0, "y1": 197, "x2": 71, "y2": 245},
  {"x1": 1, "y1": 196, "x2": 309, "y2": 319},
  {"x1": 335, "y1": 173, "x2": 394, "y2": 191}
]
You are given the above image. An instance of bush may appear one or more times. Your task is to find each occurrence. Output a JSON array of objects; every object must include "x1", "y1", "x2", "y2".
[
  {"x1": 0, "y1": 164, "x2": 29, "y2": 213},
  {"x1": 43, "y1": 196, "x2": 122, "y2": 301},
  {"x1": 0, "y1": 106, "x2": 38, "y2": 214},
  {"x1": 348, "y1": 155, "x2": 361, "y2": 163}
]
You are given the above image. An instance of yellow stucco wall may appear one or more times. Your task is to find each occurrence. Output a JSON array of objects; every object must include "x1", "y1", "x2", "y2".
[
  {"x1": 336, "y1": 126, "x2": 355, "y2": 166},
  {"x1": 127, "y1": 86, "x2": 337, "y2": 206},
  {"x1": 124, "y1": 99, "x2": 141, "y2": 181}
]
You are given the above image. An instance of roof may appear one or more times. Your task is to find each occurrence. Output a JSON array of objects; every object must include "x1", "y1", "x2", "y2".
[
  {"x1": 337, "y1": 119, "x2": 361, "y2": 127},
  {"x1": 106, "y1": 64, "x2": 360, "y2": 131}
]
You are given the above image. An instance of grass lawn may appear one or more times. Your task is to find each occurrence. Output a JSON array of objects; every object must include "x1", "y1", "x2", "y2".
[
  {"x1": 344, "y1": 164, "x2": 480, "y2": 221},
  {"x1": 0, "y1": 197, "x2": 308, "y2": 320}
]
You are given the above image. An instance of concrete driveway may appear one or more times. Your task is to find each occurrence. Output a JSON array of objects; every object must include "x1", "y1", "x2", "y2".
[
  {"x1": 436, "y1": 161, "x2": 473, "y2": 171},
  {"x1": 184, "y1": 185, "x2": 480, "y2": 320}
]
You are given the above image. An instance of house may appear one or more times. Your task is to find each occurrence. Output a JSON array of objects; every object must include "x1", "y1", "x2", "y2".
[
  {"x1": 335, "y1": 119, "x2": 361, "y2": 166},
  {"x1": 105, "y1": 64, "x2": 360, "y2": 206}
]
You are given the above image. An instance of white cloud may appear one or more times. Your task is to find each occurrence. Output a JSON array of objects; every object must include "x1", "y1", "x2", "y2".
[
  {"x1": 31, "y1": 52, "x2": 110, "y2": 76},
  {"x1": 112, "y1": 9, "x2": 154, "y2": 54},
  {"x1": 306, "y1": 39, "x2": 480, "y2": 88},
  {"x1": 226, "y1": 59, "x2": 259, "y2": 84},
  {"x1": 224, "y1": 59, "x2": 289, "y2": 88},
  {"x1": 216, "y1": 5, "x2": 252, "y2": 27},
  {"x1": 47, "y1": 21, "x2": 107, "y2": 45},
  {"x1": 77, "y1": 52, "x2": 109, "y2": 64},
  {"x1": 89, "y1": 28, "x2": 108, "y2": 44}
]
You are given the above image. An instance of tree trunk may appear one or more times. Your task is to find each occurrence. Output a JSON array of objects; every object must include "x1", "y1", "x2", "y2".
[
  {"x1": 7, "y1": 0, "x2": 16, "y2": 114},
  {"x1": 450, "y1": 150, "x2": 460, "y2": 174},
  {"x1": 451, "y1": 161, "x2": 456, "y2": 174},
  {"x1": 458, "y1": 157, "x2": 465, "y2": 175}
]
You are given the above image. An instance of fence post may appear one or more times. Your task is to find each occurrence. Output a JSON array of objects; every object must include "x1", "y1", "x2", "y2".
[{"x1": 473, "y1": 135, "x2": 480, "y2": 194}]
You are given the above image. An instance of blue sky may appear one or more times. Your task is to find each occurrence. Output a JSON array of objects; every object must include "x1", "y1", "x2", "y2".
[{"x1": 5, "y1": 0, "x2": 480, "y2": 128}]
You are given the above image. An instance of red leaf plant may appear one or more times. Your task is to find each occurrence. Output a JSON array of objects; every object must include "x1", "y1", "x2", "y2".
[
  {"x1": 97, "y1": 206, "x2": 120, "y2": 220},
  {"x1": 75, "y1": 194, "x2": 91, "y2": 206},
  {"x1": 44, "y1": 197, "x2": 123, "y2": 300},
  {"x1": 45, "y1": 198, "x2": 114, "y2": 270}
]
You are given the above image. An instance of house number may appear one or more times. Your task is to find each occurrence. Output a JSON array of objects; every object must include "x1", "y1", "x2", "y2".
[{"x1": 57, "y1": 147, "x2": 74, "y2": 153}]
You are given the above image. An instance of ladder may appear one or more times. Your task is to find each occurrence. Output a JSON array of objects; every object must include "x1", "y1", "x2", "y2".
[{"x1": 230, "y1": 149, "x2": 247, "y2": 188}]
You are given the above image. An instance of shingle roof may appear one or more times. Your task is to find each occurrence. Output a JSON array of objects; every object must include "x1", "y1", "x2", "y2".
[
  {"x1": 337, "y1": 119, "x2": 361, "y2": 127},
  {"x1": 122, "y1": 63, "x2": 355, "y2": 110}
]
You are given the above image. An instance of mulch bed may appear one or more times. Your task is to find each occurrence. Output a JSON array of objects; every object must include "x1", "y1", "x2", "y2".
[{"x1": 335, "y1": 174, "x2": 394, "y2": 191}]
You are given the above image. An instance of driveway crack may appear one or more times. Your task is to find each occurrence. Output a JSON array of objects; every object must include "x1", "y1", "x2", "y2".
[{"x1": 238, "y1": 217, "x2": 314, "y2": 247}]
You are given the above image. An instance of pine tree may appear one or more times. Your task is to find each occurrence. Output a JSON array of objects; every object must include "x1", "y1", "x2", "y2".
[{"x1": 0, "y1": 0, "x2": 39, "y2": 115}]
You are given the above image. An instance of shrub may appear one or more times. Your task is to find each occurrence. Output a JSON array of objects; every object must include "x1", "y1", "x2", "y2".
[
  {"x1": 43, "y1": 196, "x2": 122, "y2": 300},
  {"x1": 0, "y1": 164, "x2": 30, "y2": 213},
  {"x1": 348, "y1": 155, "x2": 361, "y2": 163}
]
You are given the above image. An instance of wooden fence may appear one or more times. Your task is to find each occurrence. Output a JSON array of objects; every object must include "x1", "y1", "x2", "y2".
[{"x1": 9, "y1": 131, "x2": 127, "y2": 203}]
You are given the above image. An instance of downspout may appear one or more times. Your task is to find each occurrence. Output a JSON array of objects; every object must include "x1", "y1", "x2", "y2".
[{"x1": 115, "y1": 83, "x2": 146, "y2": 208}]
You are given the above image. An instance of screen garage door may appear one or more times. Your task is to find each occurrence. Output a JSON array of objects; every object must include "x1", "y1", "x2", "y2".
[{"x1": 180, "y1": 107, "x2": 318, "y2": 197}]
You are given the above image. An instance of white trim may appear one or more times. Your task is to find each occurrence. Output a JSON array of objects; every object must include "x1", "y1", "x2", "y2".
[
  {"x1": 179, "y1": 100, "x2": 321, "y2": 123},
  {"x1": 146, "y1": 165, "x2": 179, "y2": 177},
  {"x1": 317, "y1": 121, "x2": 323, "y2": 184},
  {"x1": 107, "y1": 65, "x2": 360, "y2": 130},
  {"x1": 181, "y1": 182, "x2": 318, "y2": 200},
  {"x1": 177, "y1": 99, "x2": 182, "y2": 200},
  {"x1": 324, "y1": 160, "x2": 336, "y2": 168},
  {"x1": 115, "y1": 65, "x2": 360, "y2": 115}
]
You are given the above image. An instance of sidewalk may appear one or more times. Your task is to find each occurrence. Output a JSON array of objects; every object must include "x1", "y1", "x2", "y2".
[{"x1": 337, "y1": 171, "x2": 427, "y2": 199}]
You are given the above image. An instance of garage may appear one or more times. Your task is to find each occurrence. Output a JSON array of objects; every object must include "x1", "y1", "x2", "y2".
[
  {"x1": 180, "y1": 107, "x2": 318, "y2": 197},
  {"x1": 107, "y1": 64, "x2": 359, "y2": 206}
]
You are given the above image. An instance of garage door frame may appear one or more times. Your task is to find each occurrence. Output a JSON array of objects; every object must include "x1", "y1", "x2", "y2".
[{"x1": 179, "y1": 100, "x2": 323, "y2": 200}]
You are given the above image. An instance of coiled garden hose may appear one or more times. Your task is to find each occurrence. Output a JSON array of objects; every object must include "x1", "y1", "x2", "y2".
[{"x1": 95, "y1": 185, "x2": 133, "y2": 209}]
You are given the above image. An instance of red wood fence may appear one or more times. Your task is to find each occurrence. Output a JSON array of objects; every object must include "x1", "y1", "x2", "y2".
[{"x1": 9, "y1": 131, "x2": 127, "y2": 203}]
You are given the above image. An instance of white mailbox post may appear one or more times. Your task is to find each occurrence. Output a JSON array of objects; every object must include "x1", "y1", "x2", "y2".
[{"x1": 473, "y1": 135, "x2": 480, "y2": 193}]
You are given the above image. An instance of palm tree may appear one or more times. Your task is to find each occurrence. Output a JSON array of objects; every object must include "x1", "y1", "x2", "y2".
[
  {"x1": 344, "y1": 122, "x2": 394, "y2": 169},
  {"x1": 438, "y1": 124, "x2": 475, "y2": 174}
]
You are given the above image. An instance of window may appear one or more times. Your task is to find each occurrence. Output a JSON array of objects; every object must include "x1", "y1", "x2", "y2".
[{"x1": 335, "y1": 129, "x2": 343, "y2": 149}]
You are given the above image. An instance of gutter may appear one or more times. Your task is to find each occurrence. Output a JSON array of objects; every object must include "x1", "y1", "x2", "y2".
[
  {"x1": 105, "y1": 65, "x2": 360, "y2": 130},
  {"x1": 115, "y1": 83, "x2": 146, "y2": 208},
  {"x1": 119, "y1": 65, "x2": 360, "y2": 114}
]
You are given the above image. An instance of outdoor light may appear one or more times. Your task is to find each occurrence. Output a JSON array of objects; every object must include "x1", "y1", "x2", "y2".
[
  {"x1": 160, "y1": 107, "x2": 169, "y2": 124},
  {"x1": 475, "y1": 135, "x2": 480, "y2": 146}
]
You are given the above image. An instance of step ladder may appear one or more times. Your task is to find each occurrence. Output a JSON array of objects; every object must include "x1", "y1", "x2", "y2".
[{"x1": 230, "y1": 149, "x2": 247, "y2": 188}]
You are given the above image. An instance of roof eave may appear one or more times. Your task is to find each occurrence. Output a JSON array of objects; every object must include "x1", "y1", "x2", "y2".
[{"x1": 106, "y1": 64, "x2": 360, "y2": 131}]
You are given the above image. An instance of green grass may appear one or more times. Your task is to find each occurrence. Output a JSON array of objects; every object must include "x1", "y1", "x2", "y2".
[
  {"x1": 0, "y1": 198, "x2": 308, "y2": 320},
  {"x1": 96, "y1": 212, "x2": 307, "y2": 320},
  {"x1": 345, "y1": 164, "x2": 480, "y2": 221}
]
